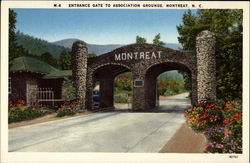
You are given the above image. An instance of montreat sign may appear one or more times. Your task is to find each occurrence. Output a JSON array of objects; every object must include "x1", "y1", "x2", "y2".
[{"x1": 115, "y1": 51, "x2": 162, "y2": 61}]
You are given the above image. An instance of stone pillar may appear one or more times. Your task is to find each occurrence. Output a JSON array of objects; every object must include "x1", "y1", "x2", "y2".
[
  {"x1": 85, "y1": 71, "x2": 93, "y2": 110},
  {"x1": 196, "y1": 30, "x2": 216, "y2": 103},
  {"x1": 191, "y1": 73, "x2": 198, "y2": 106},
  {"x1": 132, "y1": 65, "x2": 147, "y2": 111},
  {"x1": 145, "y1": 75, "x2": 157, "y2": 110},
  {"x1": 99, "y1": 77, "x2": 114, "y2": 108},
  {"x1": 72, "y1": 41, "x2": 88, "y2": 110},
  {"x1": 61, "y1": 80, "x2": 68, "y2": 100},
  {"x1": 25, "y1": 76, "x2": 38, "y2": 105}
]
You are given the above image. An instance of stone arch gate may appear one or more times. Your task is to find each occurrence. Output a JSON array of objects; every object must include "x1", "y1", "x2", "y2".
[{"x1": 72, "y1": 30, "x2": 217, "y2": 111}]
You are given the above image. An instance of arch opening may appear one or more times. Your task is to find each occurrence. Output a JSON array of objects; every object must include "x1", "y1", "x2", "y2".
[
  {"x1": 92, "y1": 64, "x2": 131, "y2": 110},
  {"x1": 145, "y1": 62, "x2": 193, "y2": 111},
  {"x1": 114, "y1": 72, "x2": 133, "y2": 112}
]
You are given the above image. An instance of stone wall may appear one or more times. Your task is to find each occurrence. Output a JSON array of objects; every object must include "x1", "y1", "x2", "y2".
[
  {"x1": 86, "y1": 44, "x2": 197, "y2": 111},
  {"x1": 10, "y1": 72, "x2": 41, "y2": 105},
  {"x1": 10, "y1": 72, "x2": 27, "y2": 102}
]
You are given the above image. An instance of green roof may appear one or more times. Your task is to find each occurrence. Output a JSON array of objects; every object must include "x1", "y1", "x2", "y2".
[
  {"x1": 44, "y1": 70, "x2": 72, "y2": 78},
  {"x1": 10, "y1": 56, "x2": 58, "y2": 74}
]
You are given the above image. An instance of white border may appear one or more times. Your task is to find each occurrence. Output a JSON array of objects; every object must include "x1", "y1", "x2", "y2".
[{"x1": 1, "y1": 1, "x2": 249, "y2": 163}]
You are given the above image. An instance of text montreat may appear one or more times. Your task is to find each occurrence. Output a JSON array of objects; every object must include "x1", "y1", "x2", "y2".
[{"x1": 115, "y1": 51, "x2": 162, "y2": 61}]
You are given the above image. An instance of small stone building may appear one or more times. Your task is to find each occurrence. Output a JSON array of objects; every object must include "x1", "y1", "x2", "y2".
[{"x1": 9, "y1": 56, "x2": 71, "y2": 107}]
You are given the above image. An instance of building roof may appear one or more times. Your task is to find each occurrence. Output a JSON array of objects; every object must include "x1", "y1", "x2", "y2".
[
  {"x1": 10, "y1": 56, "x2": 73, "y2": 78},
  {"x1": 44, "y1": 70, "x2": 72, "y2": 78},
  {"x1": 10, "y1": 56, "x2": 58, "y2": 74}
]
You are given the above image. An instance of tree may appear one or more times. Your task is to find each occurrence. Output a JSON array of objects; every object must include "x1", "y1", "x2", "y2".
[
  {"x1": 153, "y1": 33, "x2": 165, "y2": 46},
  {"x1": 60, "y1": 50, "x2": 72, "y2": 70},
  {"x1": 136, "y1": 35, "x2": 147, "y2": 44},
  {"x1": 177, "y1": 9, "x2": 243, "y2": 100},
  {"x1": 40, "y1": 52, "x2": 58, "y2": 67},
  {"x1": 9, "y1": 10, "x2": 36, "y2": 61},
  {"x1": 9, "y1": 9, "x2": 18, "y2": 61}
]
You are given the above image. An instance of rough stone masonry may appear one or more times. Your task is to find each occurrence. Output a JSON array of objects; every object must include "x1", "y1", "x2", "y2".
[
  {"x1": 71, "y1": 30, "x2": 217, "y2": 111},
  {"x1": 71, "y1": 41, "x2": 88, "y2": 110},
  {"x1": 196, "y1": 30, "x2": 217, "y2": 103}
]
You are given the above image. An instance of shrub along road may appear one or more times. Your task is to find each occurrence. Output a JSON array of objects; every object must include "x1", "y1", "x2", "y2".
[{"x1": 9, "y1": 93, "x2": 193, "y2": 152}]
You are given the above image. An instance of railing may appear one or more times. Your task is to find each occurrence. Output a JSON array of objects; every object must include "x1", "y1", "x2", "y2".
[{"x1": 37, "y1": 88, "x2": 63, "y2": 107}]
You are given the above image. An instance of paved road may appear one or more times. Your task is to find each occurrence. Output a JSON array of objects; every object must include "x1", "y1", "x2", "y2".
[{"x1": 9, "y1": 93, "x2": 191, "y2": 152}]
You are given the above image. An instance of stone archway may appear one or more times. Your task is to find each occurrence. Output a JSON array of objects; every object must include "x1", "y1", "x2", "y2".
[{"x1": 71, "y1": 30, "x2": 216, "y2": 111}]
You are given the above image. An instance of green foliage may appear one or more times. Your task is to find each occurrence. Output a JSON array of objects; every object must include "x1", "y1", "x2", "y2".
[
  {"x1": 9, "y1": 9, "x2": 17, "y2": 61},
  {"x1": 177, "y1": 9, "x2": 243, "y2": 100},
  {"x1": 60, "y1": 50, "x2": 72, "y2": 70},
  {"x1": 40, "y1": 52, "x2": 59, "y2": 68},
  {"x1": 114, "y1": 96, "x2": 129, "y2": 103},
  {"x1": 8, "y1": 99, "x2": 53, "y2": 123},
  {"x1": 205, "y1": 100, "x2": 242, "y2": 153},
  {"x1": 185, "y1": 100, "x2": 242, "y2": 153},
  {"x1": 153, "y1": 33, "x2": 165, "y2": 46},
  {"x1": 9, "y1": 106, "x2": 52, "y2": 123},
  {"x1": 88, "y1": 53, "x2": 97, "y2": 58},
  {"x1": 59, "y1": 51, "x2": 96, "y2": 70},
  {"x1": 9, "y1": 56, "x2": 58, "y2": 74},
  {"x1": 64, "y1": 78, "x2": 76, "y2": 101},
  {"x1": 16, "y1": 31, "x2": 69, "y2": 59},
  {"x1": 116, "y1": 72, "x2": 132, "y2": 78},
  {"x1": 114, "y1": 72, "x2": 132, "y2": 97},
  {"x1": 56, "y1": 107, "x2": 77, "y2": 117},
  {"x1": 157, "y1": 73, "x2": 186, "y2": 96},
  {"x1": 185, "y1": 102, "x2": 223, "y2": 132},
  {"x1": 114, "y1": 72, "x2": 132, "y2": 91},
  {"x1": 180, "y1": 71, "x2": 191, "y2": 91},
  {"x1": 8, "y1": 9, "x2": 66, "y2": 69},
  {"x1": 56, "y1": 100, "x2": 79, "y2": 117},
  {"x1": 136, "y1": 35, "x2": 147, "y2": 44}
]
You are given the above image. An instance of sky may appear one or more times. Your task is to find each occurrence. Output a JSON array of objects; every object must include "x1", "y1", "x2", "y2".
[{"x1": 13, "y1": 9, "x2": 194, "y2": 44}]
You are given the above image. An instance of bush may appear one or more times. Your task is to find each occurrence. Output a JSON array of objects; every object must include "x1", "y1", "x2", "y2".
[
  {"x1": 157, "y1": 78, "x2": 186, "y2": 96},
  {"x1": 184, "y1": 102, "x2": 223, "y2": 132},
  {"x1": 204, "y1": 100, "x2": 242, "y2": 153},
  {"x1": 114, "y1": 96, "x2": 129, "y2": 103},
  {"x1": 8, "y1": 99, "x2": 53, "y2": 123},
  {"x1": 56, "y1": 100, "x2": 79, "y2": 117},
  {"x1": 185, "y1": 100, "x2": 242, "y2": 153},
  {"x1": 64, "y1": 78, "x2": 76, "y2": 101},
  {"x1": 115, "y1": 77, "x2": 132, "y2": 91}
]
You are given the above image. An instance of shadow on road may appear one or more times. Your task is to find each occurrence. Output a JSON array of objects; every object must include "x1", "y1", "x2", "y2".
[
  {"x1": 103, "y1": 93, "x2": 191, "y2": 113},
  {"x1": 103, "y1": 104, "x2": 191, "y2": 114}
]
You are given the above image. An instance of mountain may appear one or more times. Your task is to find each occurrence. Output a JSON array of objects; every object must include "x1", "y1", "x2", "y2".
[
  {"x1": 52, "y1": 39, "x2": 124, "y2": 55},
  {"x1": 16, "y1": 32, "x2": 68, "y2": 59},
  {"x1": 52, "y1": 39, "x2": 182, "y2": 55},
  {"x1": 15, "y1": 33, "x2": 183, "y2": 80},
  {"x1": 51, "y1": 39, "x2": 79, "y2": 49},
  {"x1": 163, "y1": 43, "x2": 182, "y2": 50},
  {"x1": 15, "y1": 33, "x2": 182, "y2": 59},
  {"x1": 158, "y1": 70, "x2": 184, "y2": 81}
]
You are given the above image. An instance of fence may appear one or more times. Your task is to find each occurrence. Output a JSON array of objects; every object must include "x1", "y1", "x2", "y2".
[{"x1": 37, "y1": 88, "x2": 63, "y2": 107}]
